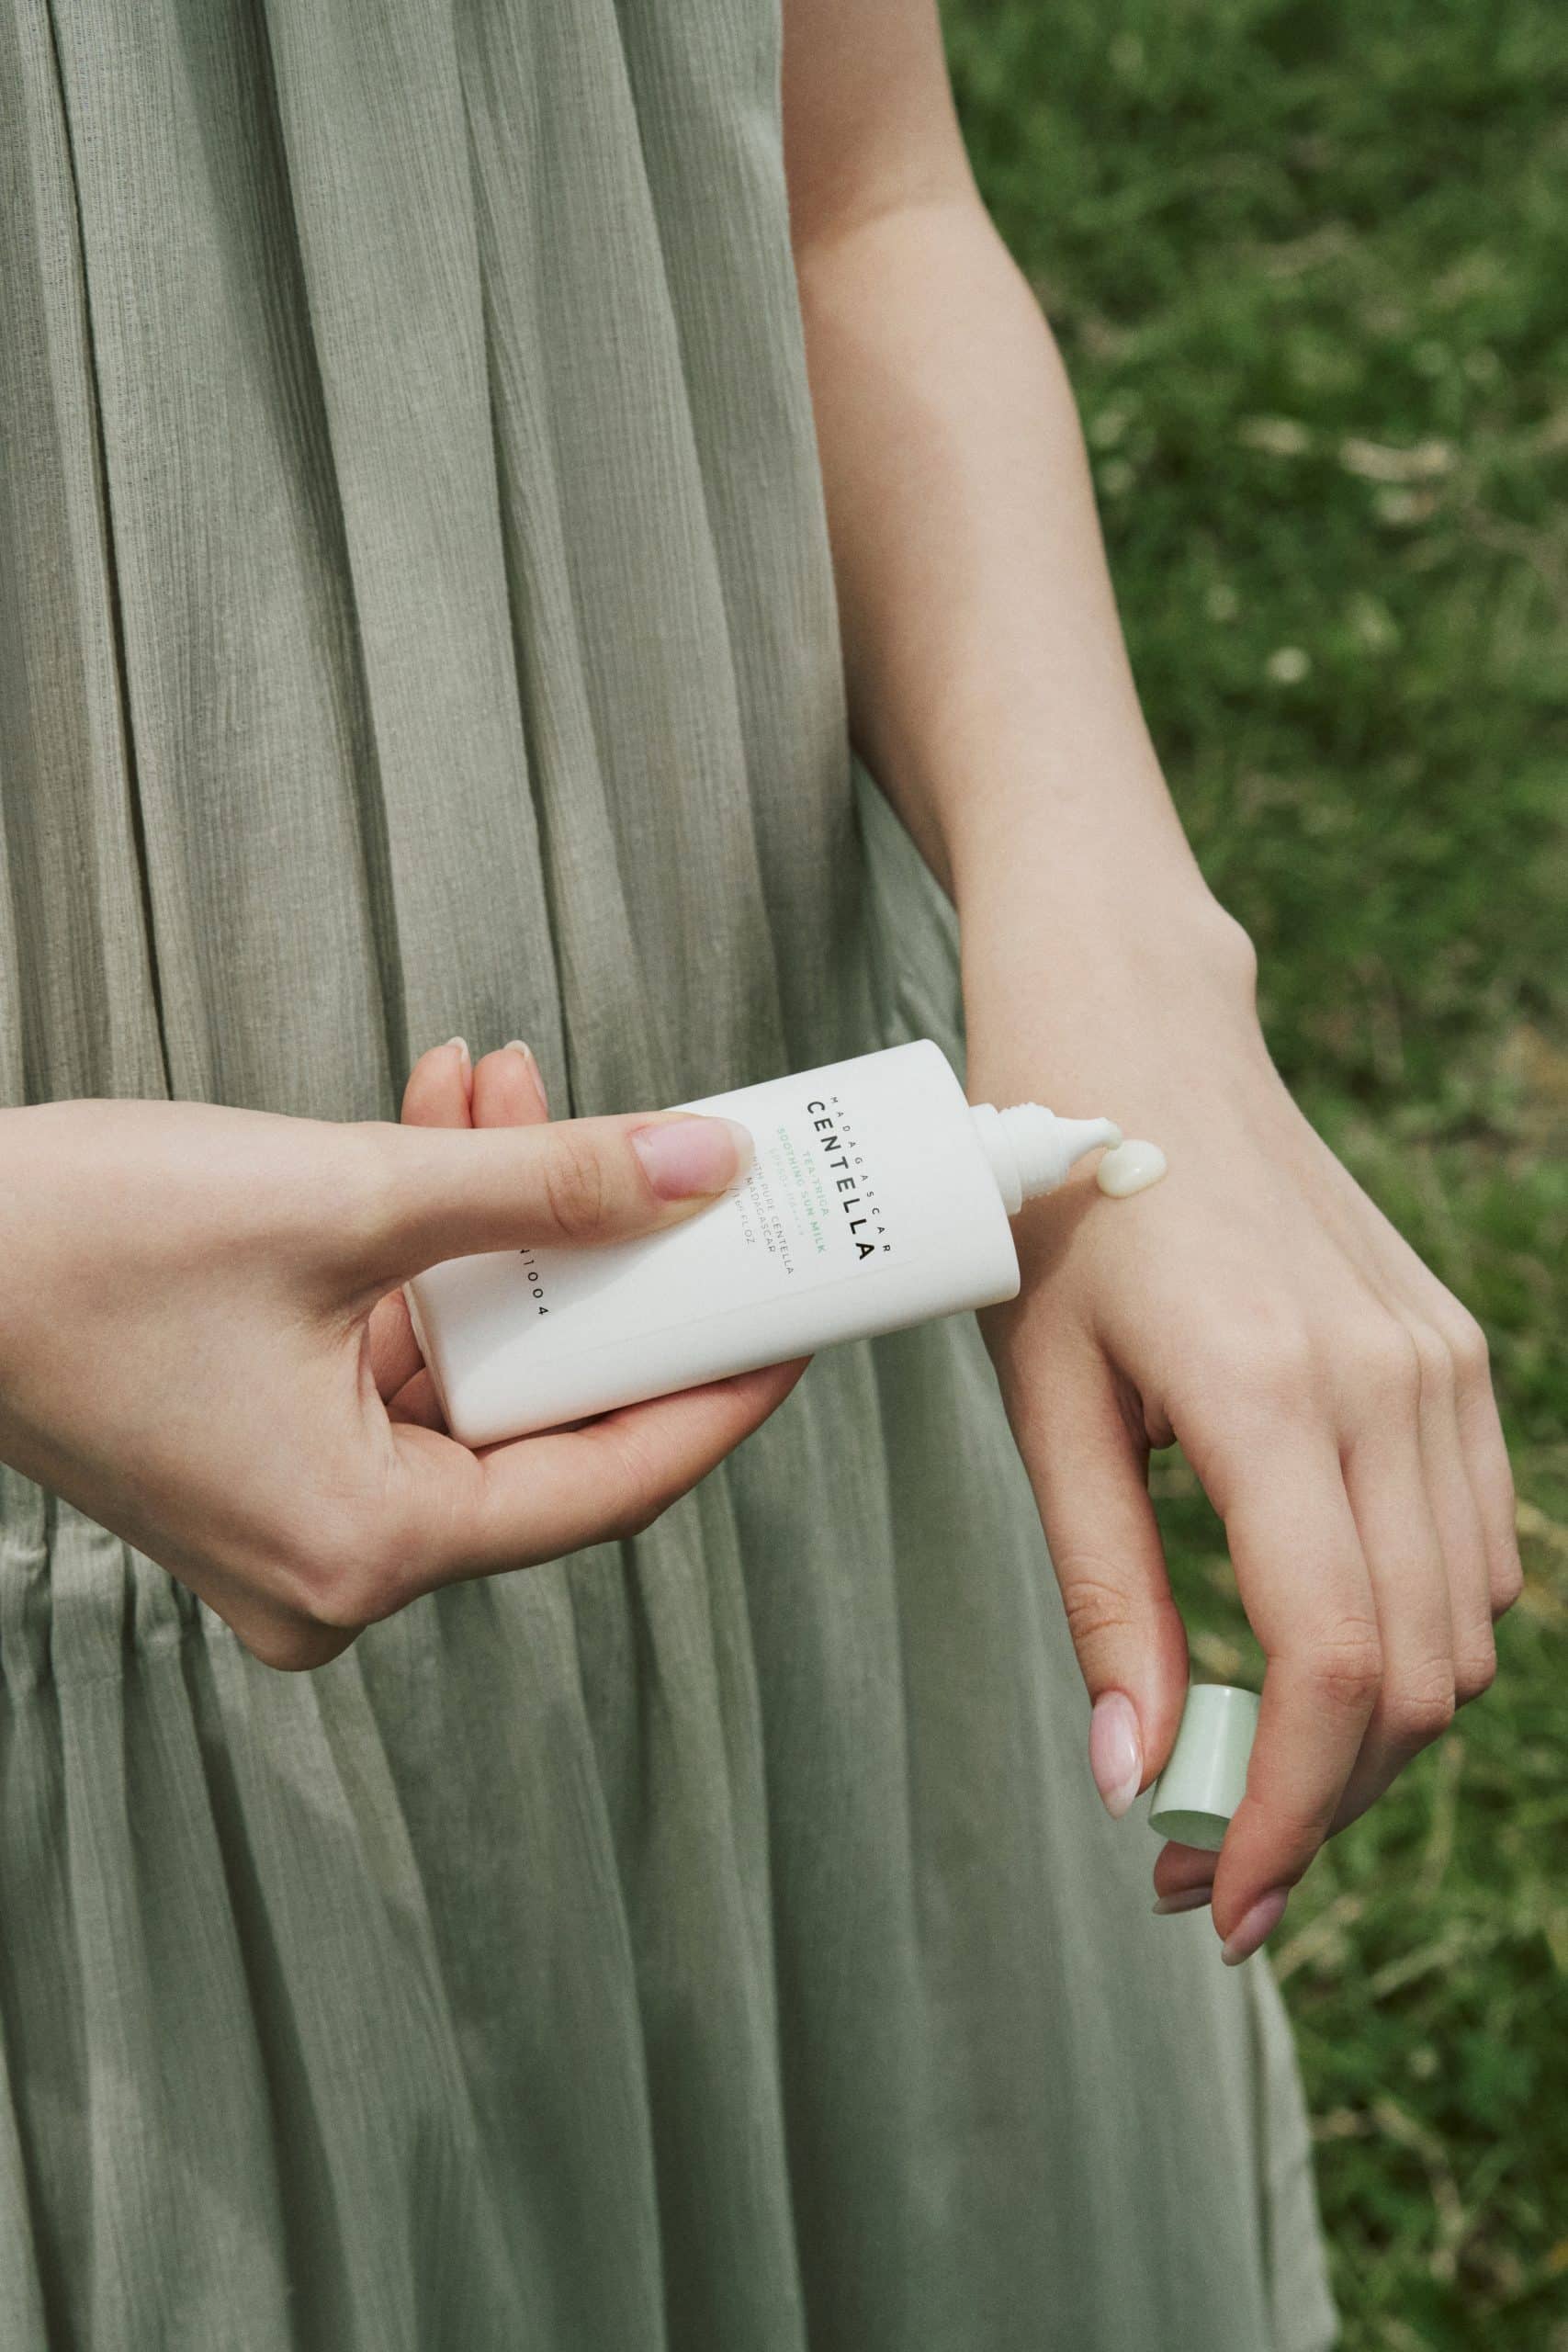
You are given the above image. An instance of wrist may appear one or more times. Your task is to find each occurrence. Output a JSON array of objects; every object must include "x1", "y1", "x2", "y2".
[{"x1": 959, "y1": 884, "x2": 1269, "y2": 1120}]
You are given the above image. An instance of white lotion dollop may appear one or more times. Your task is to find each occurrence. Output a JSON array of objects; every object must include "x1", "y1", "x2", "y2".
[{"x1": 1096, "y1": 1138, "x2": 1168, "y2": 1198}]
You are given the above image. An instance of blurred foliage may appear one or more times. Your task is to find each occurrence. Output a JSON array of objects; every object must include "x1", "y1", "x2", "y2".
[{"x1": 944, "y1": 2, "x2": 1568, "y2": 2345}]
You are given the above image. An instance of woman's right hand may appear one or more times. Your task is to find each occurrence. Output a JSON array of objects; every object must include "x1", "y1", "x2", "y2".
[{"x1": 0, "y1": 1044, "x2": 803, "y2": 1670}]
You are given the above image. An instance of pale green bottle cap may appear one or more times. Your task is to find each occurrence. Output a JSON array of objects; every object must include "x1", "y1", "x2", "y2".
[{"x1": 1147, "y1": 1683, "x2": 1259, "y2": 1852}]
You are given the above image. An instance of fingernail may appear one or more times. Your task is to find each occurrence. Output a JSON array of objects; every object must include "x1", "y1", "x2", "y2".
[
  {"x1": 446, "y1": 1035, "x2": 471, "y2": 1083},
  {"x1": 1088, "y1": 1690, "x2": 1143, "y2": 1820},
  {"x1": 1152, "y1": 1888, "x2": 1213, "y2": 1917},
  {"x1": 504, "y1": 1040, "x2": 549, "y2": 1117},
  {"x1": 630, "y1": 1115, "x2": 753, "y2": 1201},
  {"x1": 1220, "y1": 1888, "x2": 1289, "y2": 1966}
]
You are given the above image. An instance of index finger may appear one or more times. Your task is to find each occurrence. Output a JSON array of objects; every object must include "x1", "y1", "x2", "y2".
[
  {"x1": 1204, "y1": 1430, "x2": 1382, "y2": 1960},
  {"x1": 383, "y1": 1358, "x2": 810, "y2": 1600}
]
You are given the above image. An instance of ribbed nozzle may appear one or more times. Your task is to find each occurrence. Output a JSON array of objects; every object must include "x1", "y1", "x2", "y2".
[{"x1": 972, "y1": 1102, "x2": 1122, "y2": 1213}]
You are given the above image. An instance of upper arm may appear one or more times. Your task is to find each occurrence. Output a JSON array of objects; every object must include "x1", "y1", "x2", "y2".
[{"x1": 781, "y1": 0, "x2": 976, "y2": 253}]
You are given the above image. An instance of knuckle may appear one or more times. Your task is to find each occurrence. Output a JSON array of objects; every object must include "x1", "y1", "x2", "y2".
[
  {"x1": 1219, "y1": 915, "x2": 1260, "y2": 999},
  {"x1": 1302, "y1": 1619, "x2": 1384, "y2": 1713},
  {"x1": 1453, "y1": 1635, "x2": 1499, "y2": 1706},
  {"x1": 1381, "y1": 1662, "x2": 1456, "y2": 1749},
  {"x1": 1444, "y1": 1308, "x2": 1492, "y2": 1388},
  {"x1": 1407, "y1": 1322, "x2": 1455, "y2": 1403},
  {"x1": 1054, "y1": 1557, "x2": 1143, "y2": 1649},
  {"x1": 300, "y1": 1577, "x2": 378, "y2": 1637},
  {"x1": 601, "y1": 1481, "x2": 660, "y2": 1544},
  {"x1": 1491, "y1": 1552, "x2": 1525, "y2": 1619},
  {"x1": 1354, "y1": 1322, "x2": 1422, "y2": 1408},
  {"x1": 307, "y1": 1559, "x2": 398, "y2": 1634},
  {"x1": 541, "y1": 1132, "x2": 612, "y2": 1244},
  {"x1": 1223, "y1": 1306, "x2": 1319, "y2": 1409},
  {"x1": 278, "y1": 1512, "x2": 402, "y2": 1636},
  {"x1": 1253, "y1": 1352, "x2": 1320, "y2": 1421},
  {"x1": 600, "y1": 1427, "x2": 685, "y2": 1542},
  {"x1": 237, "y1": 1613, "x2": 349, "y2": 1674},
  {"x1": 1231, "y1": 1789, "x2": 1327, "y2": 1863}
]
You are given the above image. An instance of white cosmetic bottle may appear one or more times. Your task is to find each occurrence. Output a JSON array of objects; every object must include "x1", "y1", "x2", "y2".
[{"x1": 405, "y1": 1038, "x2": 1122, "y2": 1449}]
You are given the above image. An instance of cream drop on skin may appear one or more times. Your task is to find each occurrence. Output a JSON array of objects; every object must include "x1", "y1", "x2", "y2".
[
  {"x1": 405, "y1": 1039, "x2": 1167, "y2": 1448},
  {"x1": 1097, "y1": 1136, "x2": 1168, "y2": 1197}
]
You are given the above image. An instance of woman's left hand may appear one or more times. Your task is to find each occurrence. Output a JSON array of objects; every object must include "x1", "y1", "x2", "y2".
[{"x1": 974, "y1": 945, "x2": 1521, "y2": 1966}]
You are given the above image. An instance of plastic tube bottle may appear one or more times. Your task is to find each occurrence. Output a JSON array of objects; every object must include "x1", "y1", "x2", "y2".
[{"x1": 405, "y1": 1038, "x2": 1122, "y2": 1448}]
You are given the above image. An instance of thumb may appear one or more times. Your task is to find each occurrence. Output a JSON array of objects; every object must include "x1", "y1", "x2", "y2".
[
  {"x1": 343, "y1": 1110, "x2": 753, "y2": 1295},
  {"x1": 1013, "y1": 1347, "x2": 1190, "y2": 1817}
]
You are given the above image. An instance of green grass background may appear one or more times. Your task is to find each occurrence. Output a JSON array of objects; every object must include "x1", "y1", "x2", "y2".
[{"x1": 942, "y1": 2, "x2": 1568, "y2": 2344}]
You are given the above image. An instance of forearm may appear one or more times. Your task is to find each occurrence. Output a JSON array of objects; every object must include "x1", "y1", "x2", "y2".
[
  {"x1": 783, "y1": 3, "x2": 1520, "y2": 1960},
  {"x1": 795, "y1": 195, "x2": 1258, "y2": 1101}
]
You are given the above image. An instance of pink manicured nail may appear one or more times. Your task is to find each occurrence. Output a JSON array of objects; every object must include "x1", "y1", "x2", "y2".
[
  {"x1": 504, "y1": 1040, "x2": 548, "y2": 1117},
  {"x1": 446, "y1": 1035, "x2": 471, "y2": 1085},
  {"x1": 1152, "y1": 1888, "x2": 1213, "y2": 1917},
  {"x1": 1089, "y1": 1690, "x2": 1143, "y2": 1820},
  {"x1": 630, "y1": 1116, "x2": 753, "y2": 1201},
  {"x1": 1221, "y1": 1888, "x2": 1289, "y2": 1966}
]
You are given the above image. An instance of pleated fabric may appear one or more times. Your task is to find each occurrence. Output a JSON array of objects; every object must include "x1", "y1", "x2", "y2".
[{"x1": 0, "y1": 2, "x2": 1337, "y2": 2346}]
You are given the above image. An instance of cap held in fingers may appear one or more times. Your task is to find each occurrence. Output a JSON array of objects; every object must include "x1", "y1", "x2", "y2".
[{"x1": 1147, "y1": 1683, "x2": 1260, "y2": 1852}]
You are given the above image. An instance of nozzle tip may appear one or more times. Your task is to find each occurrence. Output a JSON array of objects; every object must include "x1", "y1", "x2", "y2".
[{"x1": 1057, "y1": 1116, "x2": 1123, "y2": 1162}]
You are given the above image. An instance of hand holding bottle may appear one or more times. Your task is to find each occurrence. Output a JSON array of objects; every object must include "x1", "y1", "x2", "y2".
[{"x1": 0, "y1": 1049, "x2": 801, "y2": 1671}]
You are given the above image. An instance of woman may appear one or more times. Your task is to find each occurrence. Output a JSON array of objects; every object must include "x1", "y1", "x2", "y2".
[{"x1": 0, "y1": 0, "x2": 1517, "y2": 2345}]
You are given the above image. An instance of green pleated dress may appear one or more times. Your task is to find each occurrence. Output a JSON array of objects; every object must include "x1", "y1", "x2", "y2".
[{"x1": 0, "y1": 3, "x2": 1337, "y2": 2346}]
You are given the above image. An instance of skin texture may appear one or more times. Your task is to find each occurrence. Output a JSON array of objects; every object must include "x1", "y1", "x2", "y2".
[
  {"x1": 0, "y1": 1051, "x2": 802, "y2": 1672},
  {"x1": 783, "y1": 0, "x2": 1521, "y2": 1961}
]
